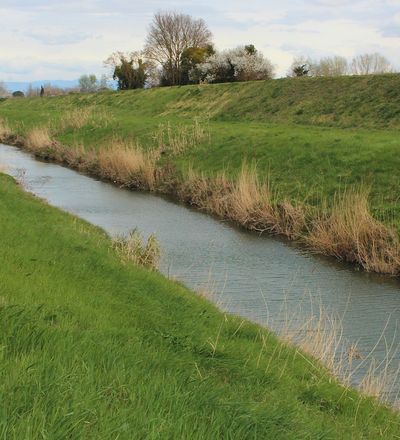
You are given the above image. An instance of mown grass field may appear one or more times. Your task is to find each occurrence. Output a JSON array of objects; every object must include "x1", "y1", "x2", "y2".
[
  {"x1": 1, "y1": 74, "x2": 399, "y2": 230},
  {"x1": 1, "y1": 173, "x2": 400, "y2": 438}
]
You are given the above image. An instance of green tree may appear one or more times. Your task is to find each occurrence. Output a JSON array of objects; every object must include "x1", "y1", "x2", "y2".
[
  {"x1": 180, "y1": 45, "x2": 215, "y2": 85},
  {"x1": 105, "y1": 52, "x2": 148, "y2": 90}
]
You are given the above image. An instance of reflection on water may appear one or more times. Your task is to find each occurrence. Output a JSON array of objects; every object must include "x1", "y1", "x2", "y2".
[{"x1": 1, "y1": 143, "x2": 400, "y2": 401}]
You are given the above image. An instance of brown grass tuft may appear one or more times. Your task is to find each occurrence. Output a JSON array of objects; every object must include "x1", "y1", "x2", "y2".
[
  {"x1": 112, "y1": 230, "x2": 160, "y2": 270},
  {"x1": 97, "y1": 140, "x2": 159, "y2": 190},
  {"x1": 307, "y1": 190, "x2": 400, "y2": 274},
  {"x1": 25, "y1": 126, "x2": 54, "y2": 153},
  {"x1": 2, "y1": 122, "x2": 400, "y2": 276},
  {"x1": 276, "y1": 303, "x2": 400, "y2": 406},
  {"x1": 58, "y1": 107, "x2": 113, "y2": 132},
  {"x1": 178, "y1": 162, "x2": 306, "y2": 237},
  {"x1": 228, "y1": 163, "x2": 278, "y2": 231},
  {"x1": 154, "y1": 118, "x2": 209, "y2": 156},
  {"x1": 59, "y1": 107, "x2": 93, "y2": 130},
  {"x1": 0, "y1": 118, "x2": 11, "y2": 142}
]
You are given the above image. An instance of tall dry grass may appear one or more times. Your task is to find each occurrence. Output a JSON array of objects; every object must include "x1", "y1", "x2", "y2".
[
  {"x1": 112, "y1": 230, "x2": 160, "y2": 270},
  {"x1": 97, "y1": 140, "x2": 159, "y2": 190},
  {"x1": 271, "y1": 298, "x2": 400, "y2": 407},
  {"x1": 0, "y1": 118, "x2": 11, "y2": 142},
  {"x1": 4, "y1": 123, "x2": 400, "y2": 276},
  {"x1": 22, "y1": 129, "x2": 158, "y2": 190},
  {"x1": 178, "y1": 163, "x2": 305, "y2": 238},
  {"x1": 307, "y1": 190, "x2": 400, "y2": 274},
  {"x1": 25, "y1": 126, "x2": 54, "y2": 154},
  {"x1": 58, "y1": 107, "x2": 114, "y2": 132},
  {"x1": 154, "y1": 118, "x2": 209, "y2": 155},
  {"x1": 59, "y1": 107, "x2": 93, "y2": 130}
]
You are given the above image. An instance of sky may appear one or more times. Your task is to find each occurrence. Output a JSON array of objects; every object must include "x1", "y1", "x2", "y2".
[{"x1": 0, "y1": 0, "x2": 399, "y2": 81}]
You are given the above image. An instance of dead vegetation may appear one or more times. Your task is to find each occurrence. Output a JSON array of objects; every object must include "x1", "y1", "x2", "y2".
[
  {"x1": 112, "y1": 230, "x2": 160, "y2": 270},
  {"x1": 307, "y1": 190, "x2": 400, "y2": 274},
  {"x1": 178, "y1": 163, "x2": 305, "y2": 239},
  {"x1": 4, "y1": 123, "x2": 400, "y2": 276},
  {"x1": 59, "y1": 107, "x2": 93, "y2": 130},
  {"x1": 25, "y1": 126, "x2": 55, "y2": 153},
  {"x1": 0, "y1": 118, "x2": 11, "y2": 142},
  {"x1": 58, "y1": 107, "x2": 114, "y2": 131},
  {"x1": 154, "y1": 118, "x2": 209, "y2": 156},
  {"x1": 3, "y1": 122, "x2": 400, "y2": 408},
  {"x1": 96, "y1": 140, "x2": 159, "y2": 190},
  {"x1": 274, "y1": 300, "x2": 400, "y2": 407}
]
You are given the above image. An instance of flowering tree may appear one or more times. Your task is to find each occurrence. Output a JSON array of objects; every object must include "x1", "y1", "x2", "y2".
[{"x1": 194, "y1": 45, "x2": 275, "y2": 84}]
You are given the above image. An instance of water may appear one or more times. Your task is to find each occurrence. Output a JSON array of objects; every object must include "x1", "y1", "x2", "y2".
[{"x1": 1, "y1": 143, "x2": 400, "y2": 400}]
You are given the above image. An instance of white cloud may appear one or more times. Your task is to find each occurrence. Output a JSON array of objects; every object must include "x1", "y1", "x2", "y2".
[{"x1": 0, "y1": 0, "x2": 399, "y2": 80}]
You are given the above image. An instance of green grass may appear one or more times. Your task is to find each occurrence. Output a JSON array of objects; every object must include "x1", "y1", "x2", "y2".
[
  {"x1": 1, "y1": 174, "x2": 400, "y2": 438},
  {"x1": 1, "y1": 74, "x2": 400, "y2": 230}
]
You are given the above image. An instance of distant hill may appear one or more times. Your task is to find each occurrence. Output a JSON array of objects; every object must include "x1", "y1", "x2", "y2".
[{"x1": 4, "y1": 80, "x2": 79, "y2": 93}]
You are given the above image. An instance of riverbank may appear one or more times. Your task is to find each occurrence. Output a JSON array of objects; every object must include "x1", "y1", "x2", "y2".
[
  {"x1": 1, "y1": 172, "x2": 400, "y2": 438},
  {"x1": 0, "y1": 75, "x2": 399, "y2": 275}
]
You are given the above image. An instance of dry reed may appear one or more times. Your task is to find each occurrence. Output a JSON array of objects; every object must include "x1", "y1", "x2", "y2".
[
  {"x1": 112, "y1": 230, "x2": 160, "y2": 270},
  {"x1": 3, "y1": 124, "x2": 400, "y2": 276},
  {"x1": 25, "y1": 126, "x2": 54, "y2": 153},
  {"x1": 96, "y1": 140, "x2": 159, "y2": 190},
  {"x1": 178, "y1": 163, "x2": 305, "y2": 238},
  {"x1": 58, "y1": 107, "x2": 113, "y2": 131},
  {"x1": 0, "y1": 119, "x2": 11, "y2": 143},
  {"x1": 271, "y1": 298, "x2": 400, "y2": 407},
  {"x1": 307, "y1": 190, "x2": 400, "y2": 274},
  {"x1": 154, "y1": 118, "x2": 209, "y2": 156},
  {"x1": 59, "y1": 107, "x2": 93, "y2": 130}
]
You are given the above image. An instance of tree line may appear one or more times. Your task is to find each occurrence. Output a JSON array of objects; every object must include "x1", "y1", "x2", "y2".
[
  {"x1": 1, "y1": 10, "x2": 397, "y2": 98},
  {"x1": 289, "y1": 53, "x2": 393, "y2": 77},
  {"x1": 103, "y1": 11, "x2": 396, "y2": 90},
  {"x1": 104, "y1": 11, "x2": 275, "y2": 90}
]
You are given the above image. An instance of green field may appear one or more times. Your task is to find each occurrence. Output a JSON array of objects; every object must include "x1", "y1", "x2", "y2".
[
  {"x1": 1, "y1": 173, "x2": 400, "y2": 438},
  {"x1": 1, "y1": 74, "x2": 399, "y2": 230}
]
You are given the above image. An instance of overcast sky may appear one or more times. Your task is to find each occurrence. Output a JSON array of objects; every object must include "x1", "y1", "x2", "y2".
[{"x1": 1, "y1": 0, "x2": 399, "y2": 81}]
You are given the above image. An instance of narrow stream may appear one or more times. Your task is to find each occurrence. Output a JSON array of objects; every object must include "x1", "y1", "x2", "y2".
[{"x1": 1, "y1": 143, "x2": 400, "y2": 401}]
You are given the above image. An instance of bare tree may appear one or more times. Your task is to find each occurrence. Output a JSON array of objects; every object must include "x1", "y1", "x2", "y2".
[
  {"x1": 314, "y1": 56, "x2": 348, "y2": 77},
  {"x1": 144, "y1": 11, "x2": 212, "y2": 86},
  {"x1": 351, "y1": 53, "x2": 392, "y2": 75},
  {"x1": 0, "y1": 81, "x2": 9, "y2": 98},
  {"x1": 26, "y1": 84, "x2": 40, "y2": 97}
]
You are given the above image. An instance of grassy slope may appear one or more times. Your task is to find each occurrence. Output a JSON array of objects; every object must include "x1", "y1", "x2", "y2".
[
  {"x1": 0, "y1": 176, "x2": 399, "y2": 439},
  {"x1": 0, "y1": 74, "x2": 400, "y2": 228}
]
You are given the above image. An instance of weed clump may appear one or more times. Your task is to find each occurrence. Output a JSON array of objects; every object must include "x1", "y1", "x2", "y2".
[
  {"x1": 112, "y1": 230, "x2": 160, "y2": 270},
  {"x1": 0, "y1": 118, "x2": 11, "y2": 142},
  {"x1": 154, "y1": 118, "x2": 209, "y2": 156},
  {"x1": 97, "y1": 141, "x2": 159, "y2": 190},
  {"x1": 4, "y1": 121, "x2": 400, "y2": 276},
  {"x1": 25, "y1": 126, "x2": 55, "y2": 153}
]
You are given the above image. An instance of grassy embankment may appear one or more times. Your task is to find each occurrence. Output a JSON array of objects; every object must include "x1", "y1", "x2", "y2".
[
  {"x1": 1, "y1": 74, "x2": 400, "y2": 274},
  {"x1": 1, "y1": 173, "x2": 400, "y2": 438}
]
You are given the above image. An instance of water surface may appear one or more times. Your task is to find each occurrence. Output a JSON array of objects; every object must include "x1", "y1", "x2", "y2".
[{"x1": 1, "y1": 143, "x2": 400, "y2": 400}]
